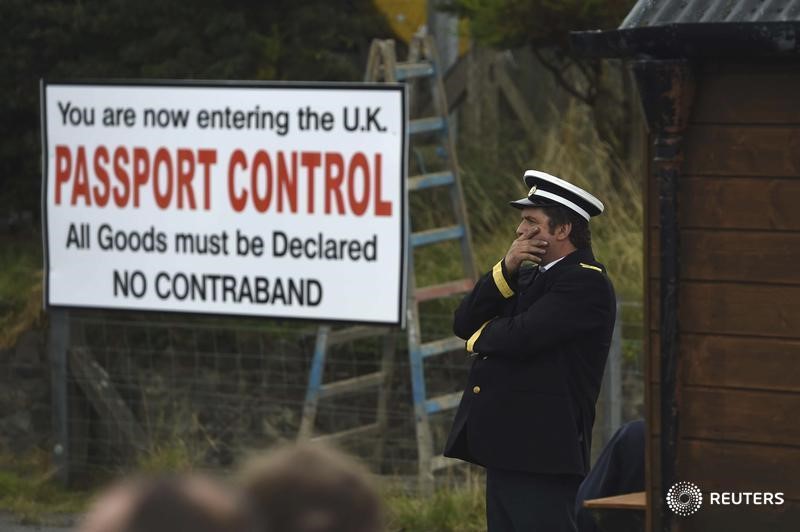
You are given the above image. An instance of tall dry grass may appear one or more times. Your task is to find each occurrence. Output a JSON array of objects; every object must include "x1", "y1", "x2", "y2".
[{"x1": 458, "y1": 100, "x2": 644, "y2": 300}]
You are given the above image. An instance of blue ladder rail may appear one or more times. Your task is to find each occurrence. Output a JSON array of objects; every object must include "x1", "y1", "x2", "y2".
[{"x1": 301, "y1": 36, "x2": 477, "y2": 490}]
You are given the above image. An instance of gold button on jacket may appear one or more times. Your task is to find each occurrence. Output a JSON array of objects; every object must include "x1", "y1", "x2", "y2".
[{"x1": 472, "y1": 385, "x2": 481, "y2": 394}]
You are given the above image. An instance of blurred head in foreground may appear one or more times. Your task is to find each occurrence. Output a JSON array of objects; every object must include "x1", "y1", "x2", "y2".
[
  {"x1": 238, "y1": 442, "x2": 384, "y2": 532},
  {"x1": 79, "y1": 474, "x2": 256, "y2": 532}
]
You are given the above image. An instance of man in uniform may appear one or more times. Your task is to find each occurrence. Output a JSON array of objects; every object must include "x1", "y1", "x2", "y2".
[{"x1": 444, "y1": 170, "x2": 617, "y2": 532}]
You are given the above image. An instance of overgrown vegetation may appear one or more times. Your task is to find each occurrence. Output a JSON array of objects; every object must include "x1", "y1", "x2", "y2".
[
  {"x1": 385, "y1": 477, "x2": 486, "y2": 532},
  {"x1": 0, "y1": 235, "x2": 43, "y2": 349},
  {"x1": 417, "y1": 100, "x2": 643, "y2": 301},
  {"x1": 136, "y1": 439, "x2": 199, "y2": 474},
  {"x1": 443, "y1": 0, "x2": 635, "y2": 106},
  {"x1": 0, "y1": 449, "x2": 89, "y2": 524}
]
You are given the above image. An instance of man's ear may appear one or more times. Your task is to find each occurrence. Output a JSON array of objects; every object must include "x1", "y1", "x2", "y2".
[{"x1": 556, "y1": 223, "x2": 572, "y2": 241}]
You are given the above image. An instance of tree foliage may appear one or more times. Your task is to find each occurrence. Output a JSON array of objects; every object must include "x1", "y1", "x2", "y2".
[
  {"x1": 0, "y1": 0, "x2": 397, "y2": 220},
  {"x1": 442, "y1": 0, "x2": 634, "y2": 106},
  {"x1": 444, "y1": 0, "x2": 633, "y2": 49}
]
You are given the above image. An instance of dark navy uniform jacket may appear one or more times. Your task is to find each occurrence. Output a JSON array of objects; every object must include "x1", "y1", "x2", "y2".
[{"x1": 443, "y1": 247, "x2": 616, "y2": 476}]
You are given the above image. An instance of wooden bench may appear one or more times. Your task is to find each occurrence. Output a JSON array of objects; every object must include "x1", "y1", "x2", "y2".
[{"x1": 583, "y1": 491, "x2": 645, "y2": 532}]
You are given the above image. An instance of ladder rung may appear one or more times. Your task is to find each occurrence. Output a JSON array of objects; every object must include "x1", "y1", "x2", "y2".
[
  {"x1": 425, "y1": 391, "x2": 463, "y2": 414},
  {"x1": 319, "y1": 371, "x2": 384, "y2": 399},
  {"x1": 328, "y1": 326, "x2": 390, "y2": 346},
  {"x1": 409, "y1": 117, "x2": 446, "y2": 135},
  {"x1": 312, "y1": 422, "x2": 380, "y2": 445},
  {"x1": 415, "y1": 278, "x2": 474, "y2": 302},
  {"x1": 409, "y1": 171, "x2": 455, "y2": 191},
  {"x1": 419, "y1": 336, "x2": 465, "y2": 358},
  {"x1": 411, "y1": 225, "x2": 464, "y2": 248},
  {"x1": 395, "y1": 62, "x2": 435, "y2": 80},
  {"x1": 431, "y1": 455, "x2": 461, "y2": 471}
]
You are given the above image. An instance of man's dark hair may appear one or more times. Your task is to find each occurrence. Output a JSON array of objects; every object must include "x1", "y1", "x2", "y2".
[{"x1": 541, "y1": 204, "x2": 592, "y2": 249}]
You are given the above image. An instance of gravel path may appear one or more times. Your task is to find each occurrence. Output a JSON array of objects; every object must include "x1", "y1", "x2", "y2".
[{"x1": 0, "y1": 514, "x2": 74, "y2": 532}]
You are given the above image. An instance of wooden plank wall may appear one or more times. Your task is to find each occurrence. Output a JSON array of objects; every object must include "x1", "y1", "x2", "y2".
[{"x1": 647, "y1": 61, "x2": 800, "y2": 531}]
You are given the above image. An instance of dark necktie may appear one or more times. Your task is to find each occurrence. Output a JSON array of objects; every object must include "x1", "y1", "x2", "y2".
[{"x1": 530, "y1": 265, "x2": 542, "y2": 285}]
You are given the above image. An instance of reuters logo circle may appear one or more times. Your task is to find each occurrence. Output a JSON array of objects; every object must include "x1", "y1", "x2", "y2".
[{"x1": 667, "y1": 481, "x2": 703, "y2": 516}]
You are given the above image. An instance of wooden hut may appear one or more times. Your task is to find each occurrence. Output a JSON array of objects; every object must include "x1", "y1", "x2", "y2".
[{"x1": 572, "y1": 1, "x2": 800, "y2": 531}]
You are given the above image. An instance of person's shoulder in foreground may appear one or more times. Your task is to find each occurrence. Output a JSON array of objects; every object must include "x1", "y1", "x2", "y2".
[
  {"x1": 237, "y1": 442, "x2": 385, "y2": 532},
  {"x1": 78, "y1": 473, "x2": 257, "y2": 532}
]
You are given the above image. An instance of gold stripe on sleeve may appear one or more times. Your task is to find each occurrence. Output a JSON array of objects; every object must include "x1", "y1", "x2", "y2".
[
  {"x1": 492, "y1": 261, "x2": 514, "y2": 298},
  {"x1": 580, "y1": 262, "x2": 603, "y2": 272},
  {"x1": 467, "y1": 320, "x2": 492, "y2": 353}
]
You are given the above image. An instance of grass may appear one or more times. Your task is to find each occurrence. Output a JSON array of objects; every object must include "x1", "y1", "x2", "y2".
[
  {"x1": 0, "y1": 444, "x2": 487, "y2": 531},
  {"x1": 0, "y1": 450, "x2": 89, "y2": 524},
  {"x1": 422, "y1": 99, "x2": 644, "y2": 301},
  {"x1": 384, "y1": 477, "x2": 487, "y2": 532},
  {"x1": 530, "y1": 102, "x2": 643, "y2": 299},
  {"x1": 0, "y1": 436, "x2": 206, "y2": 524},
  {"x1": 136, "y1": 439, "x2": 199, "y2": 474},
  {"x1": 0, "y1": 235, "x2": 43, "y2": 350}
]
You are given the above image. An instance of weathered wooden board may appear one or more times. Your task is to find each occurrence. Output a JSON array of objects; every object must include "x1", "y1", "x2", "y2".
[
  {"x1": 650, "y1": 332, "x2": 800, "y2": 393},
  {"x1": 681, "y1": 387, "x2": 800, "y2": 447},
  {"x1": 643, "y1": 60, "x2": 800, "y2": 532},
  {"x1": 649, "y1": 436, "x2": 661, "y2": 490},
  {"x1": 69, "y1": 348, "x2": 146, "y2": 450},
  {"x1": 676, "y1": 500, "x2": 800, "y2": 532},
  {"x1": 649, "y1": 228, "x2": 800, "y2": 282},
  {"x1": 692, "y1": 63, "x2": 800, "y2": 125},
  {"x1": 679, "y1": 439, "x2": 800, "y2": 500},
  {"x1": 648, "y1": 176, "x2": 800, "y2": 230},
  {"x1": 681, "y1": 334, "x2": 800, "y2": 393},
  {"x1": 649, "y1": 333, "x2": 660, "y2": 384},
  {"x1": 685, "y1": 125, "x2": 800, "y2": 177},
  {"x1": 649, "y1": 281, "x2": 800, "y2": 339},
  {"x1": 649, "y1": 381, "x2": 660, "y2": 434}
]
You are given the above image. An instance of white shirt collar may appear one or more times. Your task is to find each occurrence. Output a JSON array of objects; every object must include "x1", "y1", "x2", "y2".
[{"x1": 540, "y1": 255, "x2": 567, "y2": 272}]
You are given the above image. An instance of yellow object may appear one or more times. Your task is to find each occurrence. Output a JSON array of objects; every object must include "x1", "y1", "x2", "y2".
[
  {"x1": 372, "y1": 0, "x2": 427, "y2": 43},
  {"x1": 492, "y1": 260, "x2": 514, "y2": 298},
  {"x1": 467, "y1": 319, "x2": 491, "y2": 353},
  {"x1": 372, "y1": 0, "x2": 469, "y2": 53},
  {"x1": 580, "y1": 263, "x2": 603, "y2": 272},
  {"x1": 473, "y1": 385, "x2": 481, "y2": 394}
]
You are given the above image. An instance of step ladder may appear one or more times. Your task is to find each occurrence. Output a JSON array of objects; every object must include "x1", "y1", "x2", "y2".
[
  {"x1": 298, "y1": 32, "x2": 477, "y2": 490},
  {"x1": 297, "y1": 325, "x2": 395, "y2": 469}
]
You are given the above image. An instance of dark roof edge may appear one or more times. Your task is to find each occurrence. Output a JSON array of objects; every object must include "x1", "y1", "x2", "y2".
[{"x1": 571, "y1": 22, "x2": 800, "y2": 59}]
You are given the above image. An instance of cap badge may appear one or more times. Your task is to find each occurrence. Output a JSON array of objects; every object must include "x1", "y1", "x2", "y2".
[{"x1": 528, "y1": 184, "x2": 538, "y2": 196}]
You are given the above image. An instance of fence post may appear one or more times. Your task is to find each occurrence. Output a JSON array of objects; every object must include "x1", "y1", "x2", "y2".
[{"x1": 48, "y1": 308, "x2": 70, "y2": 484}]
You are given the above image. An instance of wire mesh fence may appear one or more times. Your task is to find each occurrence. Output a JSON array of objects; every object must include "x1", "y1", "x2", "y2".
[{"x1": 43, "y1": 297, "x2": 643, "y2": 486}]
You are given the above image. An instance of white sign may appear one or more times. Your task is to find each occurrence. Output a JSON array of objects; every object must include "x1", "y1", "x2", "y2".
[{"x1": 41, "y1": 81, "x2": 407, "y2": 325}]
